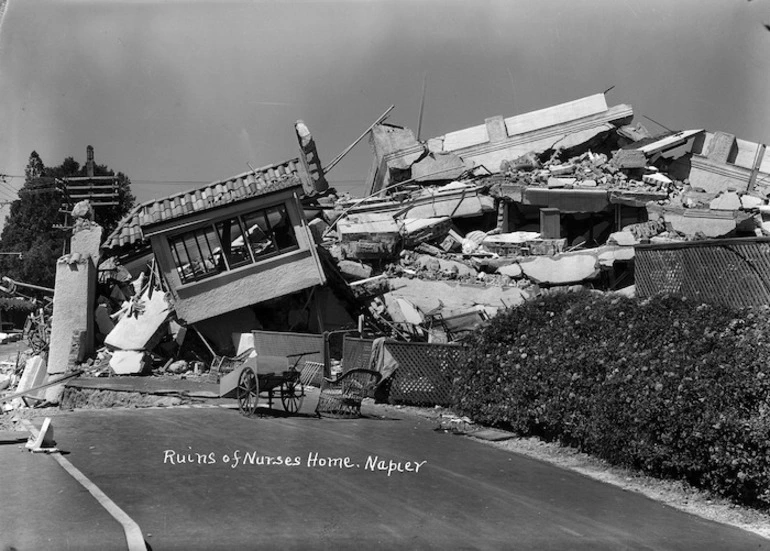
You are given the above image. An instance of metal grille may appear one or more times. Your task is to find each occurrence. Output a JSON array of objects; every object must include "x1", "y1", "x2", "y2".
[
  {"x1": 252, "y1": 331, "x2": 324, "y2": 364},
  {"x1": 635, "y1": 238, "x2": 770, "y2": 308},
  {"x1": 341, "y1": 337, "x2": 374, "y2": 373},
  {"x1": 383, "y1": 342, "x2": 463, "y2": 406}
]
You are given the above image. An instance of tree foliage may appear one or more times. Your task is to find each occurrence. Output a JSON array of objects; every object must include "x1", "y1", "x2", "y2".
[{"x1": 0, "y1": 151, "x2": 135, "y2": 288}]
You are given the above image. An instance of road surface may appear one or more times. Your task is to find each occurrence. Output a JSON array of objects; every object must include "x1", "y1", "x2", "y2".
[{"x1": 3, "y1": 402, "x2": 769, "y2": 550}]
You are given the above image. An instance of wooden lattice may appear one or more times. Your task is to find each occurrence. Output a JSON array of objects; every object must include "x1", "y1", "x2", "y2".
[
  {"x1": 383, "y1": 342, "x2": 463, "y2": 406},
  {"x1": 635, "y1": 238, "x2": 770, "y2": 308}
]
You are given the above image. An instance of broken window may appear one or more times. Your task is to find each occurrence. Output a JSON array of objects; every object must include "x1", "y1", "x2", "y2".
[
  {"x1": 215, "y1": 217, "x2": 252, "y2": 269},
  {"x1": 168, "y1": 202, "x2": 299, "y2": 285},
  {"x1": 243, "y1": 204, "x2": 298, "y2": 260},
  {"x1": 169, "y1": 226, "x2": 224, "y2": 284}
]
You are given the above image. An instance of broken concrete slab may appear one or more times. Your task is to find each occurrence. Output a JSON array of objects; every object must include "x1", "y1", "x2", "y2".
[
  {"x1": 109, "y1": 350, "x2": 151, "y2": 375},
  {"x1": 410, "y1": 152, "x2": 468, "y2": 182},
  {"x1": 497, "y1": 263, "x2": 523, "y2": 278},
  {"x1": 664, "y1": 210, "x2": 737, "y2": 238},
  {"x1": 13, "y1": 355, "x2": 48, "y2": 406},
  {"x1": 337, "y1": 260, "x2": 373, "y2": 281},
  {"x1": 709, "y1": 192, "x2": 742, "y2": 211},
  {"x1": 404, "y1": 187, "x2": 495, "y2": 220},
  {"x1": 741, "y1": 195, "x2": 764, "y2": 210},
  {"x1": 597, "y1": 245, "x2": 635, "y2": 267},
  {"x1": 402, "y1": 218, "x2": 451, "y2": 248},
  {"x1": 519, "y1": 252, "x2": 599, "y2": 285},
  {"x1": 386, "y1": 277, "x2": 532, "y2": 312},
  {"x1": 607, "y1": 231, "x2": 638, "y2": 246},
  {"x1": 105, "y1": 287, "x2": 172, "y2": 351}
]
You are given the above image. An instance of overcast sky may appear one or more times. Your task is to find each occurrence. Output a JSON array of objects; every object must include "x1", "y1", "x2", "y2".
[{"x1": 1, "y1": 0, "x2": 769, "y2": 208}]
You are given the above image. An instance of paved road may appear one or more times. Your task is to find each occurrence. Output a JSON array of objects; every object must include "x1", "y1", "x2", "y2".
[
  {"x1": 8, "y1": 402, "x2": 768, "y2": 551},
  {"x1": 0, "y1": 439, "x2": 126, "y2": 550}
]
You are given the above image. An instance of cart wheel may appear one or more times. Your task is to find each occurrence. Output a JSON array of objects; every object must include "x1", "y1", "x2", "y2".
[
  {"x1": 237, "y1": 368, "x2": 259, "y2": 417},
  {"x1": 280, "y1": 379, "x2": 304, "y2": 414}
]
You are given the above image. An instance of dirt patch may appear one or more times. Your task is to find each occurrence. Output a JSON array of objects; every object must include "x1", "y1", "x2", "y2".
[
  {"x1": 372, "y1": 402, "x2": 770, "y2": 540},
  {"x1": 59, "y1": 387, "x2": 195, "y2": 410}
]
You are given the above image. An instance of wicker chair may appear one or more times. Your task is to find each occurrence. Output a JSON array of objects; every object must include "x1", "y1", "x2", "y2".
[{"x1": 316, "y1": 369, "x2": 382, "y2": 418}]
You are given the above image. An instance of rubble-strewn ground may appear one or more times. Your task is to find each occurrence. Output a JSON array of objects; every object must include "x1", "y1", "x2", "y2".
[{"x1": 373, "y1": 402, "x2": 770, "y2": 540}]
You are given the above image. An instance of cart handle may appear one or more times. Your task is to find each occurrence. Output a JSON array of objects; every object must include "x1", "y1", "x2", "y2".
[{"x1": 286, "y1": 351, "x2": 320, "y2": 359}]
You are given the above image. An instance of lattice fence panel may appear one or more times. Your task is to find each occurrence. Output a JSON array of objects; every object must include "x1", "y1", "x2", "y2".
[
  {"x1": 384, "y1": 342, "x2": 463, "y2": 406},
  {"x1": 636, "y1": 239, "x2": 770, "y2": 308},
  {"x1": 342, "y1": 337, "x2": 374, "y2": 373}
]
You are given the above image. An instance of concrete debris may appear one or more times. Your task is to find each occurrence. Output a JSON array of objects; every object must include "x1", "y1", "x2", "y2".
[
  {"x1": 61, "y1": 92, "x2": 770, "y2": 370},
  {"x1": 109, "y1": 350, "x2": 151, "y2": 375},
  {"x1": 709, "y1": 192, "x2": 742, "y2": 211},
  {"x1": 519, "y1": 252, "x2": 600, "y2": 285},
  {"x1": 337, "y1": 260, "x2": 374, "y2": 281},
  {"x1": 105, "y1": 286, "x2": 172, "y2": 351}
]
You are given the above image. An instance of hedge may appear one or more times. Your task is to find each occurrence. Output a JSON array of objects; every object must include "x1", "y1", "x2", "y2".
[{"x1": 451, "y1": 291, "x2": 770, "y2": 508}]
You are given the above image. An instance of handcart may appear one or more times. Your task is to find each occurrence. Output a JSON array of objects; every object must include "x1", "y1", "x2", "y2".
[{"x1": 220, "y1": 351, "x2": 319, "y2": 417}]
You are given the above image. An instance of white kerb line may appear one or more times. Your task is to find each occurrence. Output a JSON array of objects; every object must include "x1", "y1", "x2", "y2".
[{"x1": 21, "y1": 418, "x2": 146, "y2": 551}]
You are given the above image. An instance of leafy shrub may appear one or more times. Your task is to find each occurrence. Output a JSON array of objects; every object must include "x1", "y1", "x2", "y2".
[{"x1": 452, "y1": 291, "x2": 770, "y2": 508}]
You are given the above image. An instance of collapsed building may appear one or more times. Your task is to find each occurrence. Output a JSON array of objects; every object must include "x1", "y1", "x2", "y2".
[{"x1": 4, "y1": 91, "x2": 769, "y2": 408}]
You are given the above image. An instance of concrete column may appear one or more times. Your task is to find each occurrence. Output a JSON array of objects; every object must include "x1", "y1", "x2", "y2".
[
  {"x1": 44, "y1": 256, "x2": 95, "y2": 402},
  {"x1": 540, "y1": 208, "x2": 561, "y2": 239}
]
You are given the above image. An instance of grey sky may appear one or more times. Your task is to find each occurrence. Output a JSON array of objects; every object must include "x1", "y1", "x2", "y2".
[{"x1": 1, "y1": 0, "x2": 769, "y2": 206}]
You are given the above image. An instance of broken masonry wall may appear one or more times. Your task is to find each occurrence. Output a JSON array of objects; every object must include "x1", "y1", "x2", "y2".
[{"x1": 295, "y1": 120, "x2": 329, "y2": 195}]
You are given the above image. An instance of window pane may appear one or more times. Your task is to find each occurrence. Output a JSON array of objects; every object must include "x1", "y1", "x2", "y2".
[
  {"x1": 169, "y1": 226, "x2": 224, "y2": 283},
  {"x1": 215, "y1": 217, "x2": 252, "y2": 269},
  {"x1": 242, "y1": 210, "x2": 277, "y2": 260}
]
